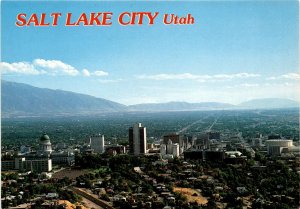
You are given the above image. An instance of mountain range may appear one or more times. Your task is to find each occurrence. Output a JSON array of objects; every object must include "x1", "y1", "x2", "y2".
[
  {"x1": 1, "y1": 80, "x2": 126, "y2": 117},
  {"x1": 1, "y1": 80, "x2": 299, "y2": 117}
]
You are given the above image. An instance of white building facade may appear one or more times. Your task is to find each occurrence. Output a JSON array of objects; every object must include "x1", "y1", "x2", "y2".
[
  {"x1": 266, "y1": 139, "x2": 293, "y2": 156},
  {"x1": 129, "y1": 123, "x2": 147, "y2": 155},
  {"x1": 90, "y1": 134, "x2": 105, "y2": 154}
]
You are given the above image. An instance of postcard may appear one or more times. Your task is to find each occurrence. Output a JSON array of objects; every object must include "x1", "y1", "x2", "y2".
[{"x1": 1, "y1": 1, "x2": 299, "y2": 208}]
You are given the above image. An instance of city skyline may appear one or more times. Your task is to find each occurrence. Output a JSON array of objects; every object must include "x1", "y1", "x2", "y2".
[{"x1": 1, "y1": 1, "x2": 299, "y2": 105}]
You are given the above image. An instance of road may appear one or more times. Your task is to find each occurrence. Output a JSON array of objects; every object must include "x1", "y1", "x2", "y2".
[
  {"x1": 177, "y1": 115, "x2": 219, "y2": 134},
  {"x1": 79, "y1": 197, "x2": 104, "y2": 209},
  {"x1": 72, "y1": 187, "x2": 115, "y2": 209},
  {"x1": 177, "y1": 116, "x2": 211, "y2": 134},
  {"x1": 206, "y1": 117, "x2": 219, "y2": 132}
]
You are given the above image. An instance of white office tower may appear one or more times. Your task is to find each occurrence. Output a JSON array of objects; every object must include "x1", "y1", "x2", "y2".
[
  {"x1": 172, "y1": 143, "x2": 180, "y2": 157},
  {"x1": 167, "y1": 139, "x2": 173, "y2": 154},
  {"x1": 160, "y1": 144, "x2": 167, "y2": 156},
  {"x1": 129, "y1": 123, "x2": 147, "y2": 155},
  {"x1": 90, "y1": 134, "x2": 105, "y2": 154}
]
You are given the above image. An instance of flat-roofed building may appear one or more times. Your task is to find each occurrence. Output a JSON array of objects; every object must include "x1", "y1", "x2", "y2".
[
  {"x1": 90, "y1": 134, "x2": 105, "y2": 154},
  {"x1": 266, "y1": 139, "x2": 293, "y2": 156},
  {"x1": 129, "y1": 123, "x2": 147, "y2": 155}
]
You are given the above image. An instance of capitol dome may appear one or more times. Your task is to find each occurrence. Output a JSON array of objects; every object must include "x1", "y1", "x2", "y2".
[
  {"x1": 40, "y1": 134, "x2": 50, "y2": 142},
  {"x1": 39, "y1": 133, "x2": 52, "y2": 154}
]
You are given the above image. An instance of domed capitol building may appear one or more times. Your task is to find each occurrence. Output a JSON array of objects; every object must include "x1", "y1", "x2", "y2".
[
  {"x1": 2, "y1": 133, "x2": 75, "y2": 173},
  {"x1": 39, "y1": 134, "x2": 53, "y2": 155}
]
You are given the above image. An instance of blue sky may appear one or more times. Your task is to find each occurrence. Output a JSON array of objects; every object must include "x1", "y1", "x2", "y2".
[{"x1": 1, "y1": 1, "x2": 299, "y2": 105}]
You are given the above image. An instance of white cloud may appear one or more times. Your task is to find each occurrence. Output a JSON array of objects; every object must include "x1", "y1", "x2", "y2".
[
  {"x1": 0, "y1": 61, "x2": 41, "y2": 75},
  {"x1": 266, "y1": 73, "x2": 300, "y2": 81},
  {"x1": 266, "y1": 76, "x2": 276, "y2": 80},
  {"x1": 82, "y1": 70, "x2": 108, "y2": 77},
  {"x1": 137, "y1": 73, "x2": 200, "y2": 80},
  {"x1": 281, "y1": 73, "x2": 300, "y2": 80},
  {"x1": 234, "y1": 73, "x2": 261, "y2": 78},
  {"x1": 225, "y1": 83, "x2": 260, "y2": 89},
  {"x1": 93, "y1": 70, "x2": 108, "y2": 77},
  {"x1": 1, "y1": 59, "x2": 80, "y2": 76},
  {"x1": 240, "y1": 83, "x2": 260, "y2": 87},
  {"x1": 97, "y1": 79, "x2": 122, "y2": 83},
  {"x1": 1, "y1": 59, "x2": 110, "y2": 78},
  {"x1": 82, "y1": 69, "x2": 91, "y2": 77},
  {"x1": 136, "y1": 72, "x2": 260, "y2": 82},
  {"x1": 33, "y1": 59, "x2": 79, "y2": 76}
]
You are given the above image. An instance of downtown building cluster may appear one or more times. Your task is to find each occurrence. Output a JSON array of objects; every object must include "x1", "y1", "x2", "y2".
[{"x1": 2, "y1": 122, "x2": 300, "y2": 174}]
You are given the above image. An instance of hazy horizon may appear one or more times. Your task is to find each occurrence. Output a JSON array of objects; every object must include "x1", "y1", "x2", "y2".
[{"x1": 2, "y1": 79, "x2": 299, "y2": 106}]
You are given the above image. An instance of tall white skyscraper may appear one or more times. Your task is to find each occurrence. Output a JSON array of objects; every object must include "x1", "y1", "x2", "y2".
[
  {"x1": 90, "y1": 134, "x2": 105, "y2": 154},
  {"x1": 129, "y1": 123, "x2": 147, "y2": 155},
  {"x1": 172, "y1": 143, "x2": 180, "y2": 157}
]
